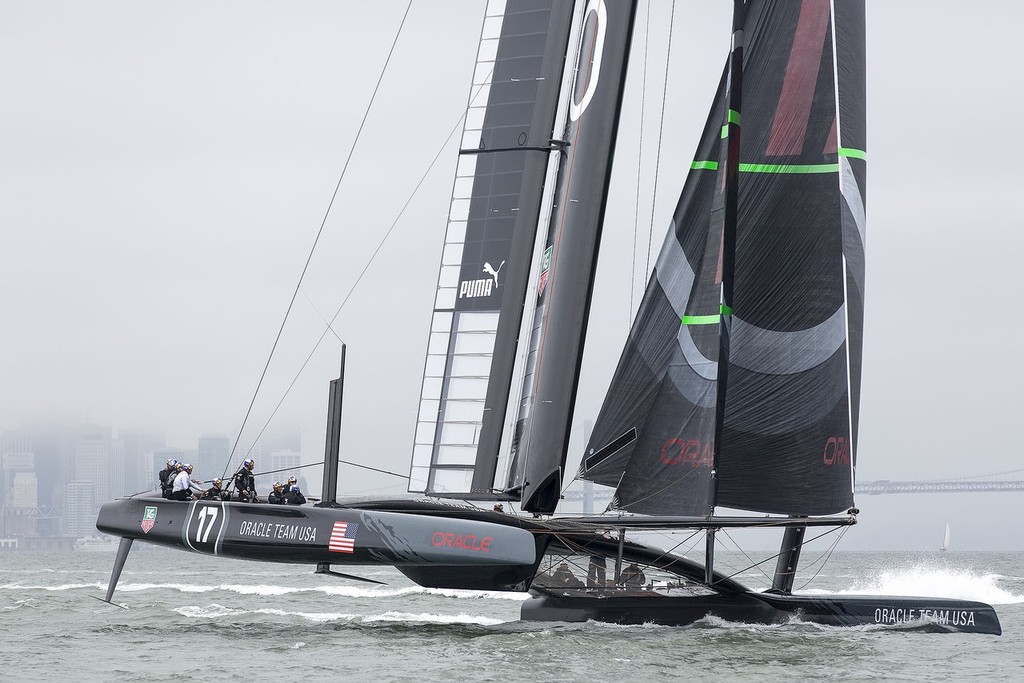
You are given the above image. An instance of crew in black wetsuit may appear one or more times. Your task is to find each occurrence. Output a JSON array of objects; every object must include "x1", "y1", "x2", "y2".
[
  {"x1": 621, "y1": 562, "x2": 646, "y2": 587},
  {"x1": 201, "y1": 478, "x2": 228, "y2": 501},
  {"x1": 233, "y1": 458, "x2": 258, "y2": 502},
  {"x1": 164, "y1": 463, "x2": 183, "y2": 499},
  {"x1": 268, "y1": 481, "x2": 285, "y2": 505},
  {"x1": 159, "y1": 459, "x2": 178, "y2": 497},
  {"x1": 552, "y1": 562, "x2": 585, "y2": 588},
  {"x1": 283, "y1": 486, "x2": 306, "y2": 505}
]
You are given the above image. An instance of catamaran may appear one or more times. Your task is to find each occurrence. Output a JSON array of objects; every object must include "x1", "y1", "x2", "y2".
[{"x1": 97, "y1": 0, "x2": 1001, "y2": 634}]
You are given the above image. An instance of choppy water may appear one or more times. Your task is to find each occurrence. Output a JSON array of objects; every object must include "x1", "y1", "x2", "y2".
[{"x1": 2, "y1": 549, "x2": 1022, "y2": 681}]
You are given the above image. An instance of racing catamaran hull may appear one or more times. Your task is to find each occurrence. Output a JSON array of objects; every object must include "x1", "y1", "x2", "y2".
[
  {"x1": 521, "y1": 590, "x2": 1002, "y2": 634},
  {"x1": 96, "y1": 495, "x2": 540, "y2": 590}
]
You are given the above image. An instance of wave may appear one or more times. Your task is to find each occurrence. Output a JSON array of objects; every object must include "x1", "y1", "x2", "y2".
[
  {"x1": 689, "y1": 613, "x2": 958, "y2": 634},
  {"x1": 103, "y1": 582, "x2": 529, "y2": 601},
  {"x1": 174, "y1": 604, "x2": 504, "y2": 625},
  {"x1": 800, "y1": 566, "x2": 1024, "y2": 605},
  {"x1": 0, "y1": 582, "x2": 102, "y2": 592}
]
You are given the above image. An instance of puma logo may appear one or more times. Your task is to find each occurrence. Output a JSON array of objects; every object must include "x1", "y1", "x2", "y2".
[{"x1": 482, "y1": 260, "x2": 505, "y2": 287}]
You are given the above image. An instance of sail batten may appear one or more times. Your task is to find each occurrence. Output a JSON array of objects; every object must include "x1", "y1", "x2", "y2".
[{"x1": 582, "y1": 0, "x2": 866, "y2": 517}]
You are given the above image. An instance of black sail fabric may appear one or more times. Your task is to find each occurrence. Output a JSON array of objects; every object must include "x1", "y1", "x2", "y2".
[
  {"x1": 505, "y1": 0, "x2": 639, "y2": 514},
  {"x1": 581, "y1": 0, "x2": 866, "y2": 516}
]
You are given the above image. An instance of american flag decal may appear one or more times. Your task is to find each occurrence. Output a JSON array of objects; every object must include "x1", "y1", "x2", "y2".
[{"x1": 328, "y1": 521, "x2": 358, "y2": 554}]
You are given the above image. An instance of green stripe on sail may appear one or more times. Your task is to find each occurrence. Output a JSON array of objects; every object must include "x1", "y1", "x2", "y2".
[
  {"x1": 738, "y1": 162, "x2": 838, "y2": 173},
  {"x1": 682, "y1": 314, "x2": 719, "y2": 325},
  {"x1": 721, "y1": 125, "x2": 729, "y2": 139},
  {"x1": 682, "y1": 304, "x2": 733, "y2": 326},
  {"x1": 838, "y1": 147, "x2": 867, "y2": 160},
  {"x1": 690, "y1": 160, "x2": 838, "y2": 174},
  {"x1": 727, "y1": 109, "x2": 741, "y2": 125}
]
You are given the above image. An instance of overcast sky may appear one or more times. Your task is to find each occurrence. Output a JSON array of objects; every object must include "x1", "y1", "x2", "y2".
[{"x1": 1, "y1": 1, "x2": 1021, "y2": 549}]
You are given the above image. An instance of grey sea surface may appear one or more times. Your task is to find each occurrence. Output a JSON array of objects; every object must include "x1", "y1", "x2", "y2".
[{"x1": 1, "y1": 548, "x2": 1021, "y2": 681}]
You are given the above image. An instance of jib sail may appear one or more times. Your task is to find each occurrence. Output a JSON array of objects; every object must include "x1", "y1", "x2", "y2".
[{"x1": 581, "y1": 0, "x2": 866, "y2": 517}]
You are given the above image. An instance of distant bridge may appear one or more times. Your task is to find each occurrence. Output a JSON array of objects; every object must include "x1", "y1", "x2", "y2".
[{"x1": 855, "y1": 480, "x2": 1024, "y2": 494}]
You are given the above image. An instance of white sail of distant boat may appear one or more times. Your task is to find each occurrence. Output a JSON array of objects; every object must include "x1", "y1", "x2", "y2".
[{"x1": 940, "y1": 523, "x2": 951, "y2": 551}]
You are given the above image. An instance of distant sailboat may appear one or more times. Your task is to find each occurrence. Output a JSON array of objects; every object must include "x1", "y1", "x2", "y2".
[{"x1": 940, "y1": 523, "x2": 951, "y2": 552}]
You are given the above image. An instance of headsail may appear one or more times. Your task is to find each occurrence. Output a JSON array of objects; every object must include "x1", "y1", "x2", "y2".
[
  {"x1": 581, "y1": 0, "x2": 866, "y2": 517},
  {"x1": 409, "y1": 0, "x2": 575, "y2": 497}
]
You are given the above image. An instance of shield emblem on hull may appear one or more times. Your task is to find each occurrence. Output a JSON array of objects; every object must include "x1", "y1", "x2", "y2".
[{"x1": 141, "y1": 506, "x2": 157, "y2": 533}]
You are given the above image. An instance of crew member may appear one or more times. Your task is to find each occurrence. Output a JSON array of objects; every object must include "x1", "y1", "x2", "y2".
[
  {"x1": 284, "y1": 476, "x2": 297, "y2": 493},
  {"x1": 233, "y1": 458, "x2": 258, "y2": 503},
  {"x1": 493, "y1": 503, "x2": 504, "y2": 513},
  {"x1": 552, "y1": 562, "x2": 584, "y2": 588},
  {"x1": 621, "y1": 562, "x2": 646, "y2": 587},
  {"x1": 201, "y1": 478, "x2": 228, "y2": 501},
  {"x1": 170, "y1": 463, "x2": 201, "y2": 501},
  {"x1": 268, "y1": 481, "x2": 285, "y2": 504},
  {"x1": 282, "y1": 484, "x2": 306, "y2": 505},
  {"x1": 164, "y1": 462, "x2": 183, "y2": 499},
  {"x1": 159, "y1": 458, "x2": 178, "y2": 497}
]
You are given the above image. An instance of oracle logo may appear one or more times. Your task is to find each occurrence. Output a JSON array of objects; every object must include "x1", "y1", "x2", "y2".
[
  {"x1": 660, "y1": 438, "x2": 713, "y2": 468},
  {"x1": 430, "y1": 531, "x2": 492, "y2": 553},
  {"x1": 569, "y1": 0, "x2": 607, "y2": 122},
  {"x1": 823, "y1": 436, "x2": 851, "y2": 466}
]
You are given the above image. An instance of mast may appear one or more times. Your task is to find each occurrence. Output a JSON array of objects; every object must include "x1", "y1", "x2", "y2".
[
  {"x1": 507, "y1": 0, "x2": 640, "y2": 514},
  {"x1": 709, "y1": 0, "x2": 746, "y2": 514},
  {"x1": 704, "y1": 0, "x2": 746, "y2": 578},
  {"x1": 318, "y1": 344, "x2": 345, "y2": 508}
]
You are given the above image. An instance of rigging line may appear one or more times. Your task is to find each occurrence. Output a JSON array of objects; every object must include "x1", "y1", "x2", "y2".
[
  {"x1": 713, "y1": 526, "x2": 843, "y2": 586},
  {"x1": 646, "y1": 532, "x2": 701, "y2": 567},
  {"x1": 339, "y1": 459, "x2": 409, "y2": 480},
  {"x1": 225, "y1": 0, "x2": 416, "y2": 473},
  {"x1": 300, "y1": 287, "x2": 343, "y2": 343},
  {"x1": 795, "y1": 526, "x2": 849, "y2": 592},
  {"x1": 630, "y1": 0, "x2": 652, "y2": 318},
  {"x1": 606, "y1": 448, "x2": 707, "y2": 510},
  {"x1": 643, "y1": 0, "x2": 677, "y2": 274},
  {"x1": 720, "y1": 529, "x2": 773, "y2": 583},
  {"x1": 238, "y1": 67, "x2": 496, "y2": 467},
  {"x1": 247, "y1": 460, "x2": 323, "y2": 477}
]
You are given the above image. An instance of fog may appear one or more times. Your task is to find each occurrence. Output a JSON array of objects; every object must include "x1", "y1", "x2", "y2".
[{"x1": 1, "y1": 1, "x2": 1021, "y2": 549}]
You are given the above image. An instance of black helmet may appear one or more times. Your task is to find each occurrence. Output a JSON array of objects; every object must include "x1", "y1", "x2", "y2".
[{"x1": 273, "y1": 481, "x2": 283, "y2": 491}]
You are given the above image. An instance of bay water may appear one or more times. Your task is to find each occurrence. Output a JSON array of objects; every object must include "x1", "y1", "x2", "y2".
[{"x1": 2, "y1": 548, "x2": 1022, "y2": 681}]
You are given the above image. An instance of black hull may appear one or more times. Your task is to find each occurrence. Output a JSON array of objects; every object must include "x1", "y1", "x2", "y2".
[
  {"x1": 96, "y1": 495, "x2": 1002, "y2": 635},
  {"x1": 521, "y1": 590, "x2": 1002, "y2": 635}
]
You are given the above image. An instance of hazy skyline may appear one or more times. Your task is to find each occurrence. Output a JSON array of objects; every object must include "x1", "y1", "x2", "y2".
[{"x1": 2, "y1": 2, "x2": 1022, "y2": 549}]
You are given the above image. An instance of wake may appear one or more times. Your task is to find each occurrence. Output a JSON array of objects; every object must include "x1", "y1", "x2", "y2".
[{"x1": 801, "y1": 566, "x2": 1024, "y2": 605}]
